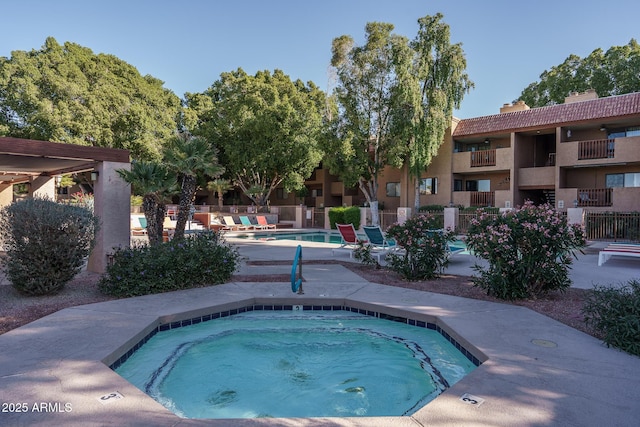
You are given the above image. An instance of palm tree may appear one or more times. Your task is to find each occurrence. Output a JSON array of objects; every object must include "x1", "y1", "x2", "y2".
[
  {"x1": 117, "y1": 161, "x2": 175, "y2": 245},
  {"x1": 206, "y1": 178, "x2": 233, "y2": 211},
  {"x1": 163, "y1": 134, "x2": 224, "y2": 240}
]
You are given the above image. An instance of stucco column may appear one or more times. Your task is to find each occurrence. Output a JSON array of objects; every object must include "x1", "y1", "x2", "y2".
[
  {"x1": 444, "y1": 207, "x2": 458, "y2": 231},
  {"x1": 0, "y1": 183, "x2": 13, "y2": 208},
  {"x1": 29, "y1": 175, "x2": 56, "y2": 199},
  {"x1": 87, "y1": 161, "x2": 131, "y2": 273}
]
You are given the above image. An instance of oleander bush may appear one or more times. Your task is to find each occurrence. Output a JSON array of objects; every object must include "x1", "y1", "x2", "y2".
[
  {"x1": 385, "y1": 214, "x2": 454, "y2": 280},
  {"x1": 582, "y1": 280, "x2": 640, "y2": 357},
  {"x1": 99, "y1": 230, "x2": 240, "y2": 297},
  {"x1": 465, "y1": 202, "x2": 586, "y2": 300},
  {"x1": 0, "y1": 197, "x2": 99, "y2": 296}
]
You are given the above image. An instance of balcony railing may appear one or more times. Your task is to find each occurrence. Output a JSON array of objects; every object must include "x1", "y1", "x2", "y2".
[
  {"x1": 471, "y1": 191, "x2": 495, "y2": 207},
  {"x1": 578, "y1": 139, "x2": 615, "y2": 160},
  {"x1": 577, "y1": 188, "x2": 613, "y2": 207},
  {"x1": 470, "y1": 149, "x2": 496, "y2": 167}
]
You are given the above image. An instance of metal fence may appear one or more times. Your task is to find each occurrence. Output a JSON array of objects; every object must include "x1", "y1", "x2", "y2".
[{"x1": 585, "y1": 211, "x2": 640, "y2": 242}]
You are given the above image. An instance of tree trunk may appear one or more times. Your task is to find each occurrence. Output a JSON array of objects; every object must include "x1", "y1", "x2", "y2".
[
  {"x1": 370, "y1": 200, "x2": 380, "y2": 226},
  {"x1": 142, "y1": 195, "x2": 163, "y2": 245},
  {"x1": 413, "y1": 178, "x2": 420, "y2": 214},
  {"x1": 173, "y1": 175, "x2": 197, "y2": 241}
]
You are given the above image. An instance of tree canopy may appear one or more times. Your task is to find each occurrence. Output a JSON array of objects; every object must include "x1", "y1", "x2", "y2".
[
  {"x1": 187, "y1": 68, "x2": 326, "y2": 207},
  {"x1": 325, "y1": 22, "x2": 408, "y2": 225},
  {"x1": 519, "y1": 39, "x2": 640, "y2": 107},
  {"x1": 0, "y1": 37, "x2": 182, "y2": 160},
  {"x1": 400, "y1": 14, "x2": 473, "y2": 212}
]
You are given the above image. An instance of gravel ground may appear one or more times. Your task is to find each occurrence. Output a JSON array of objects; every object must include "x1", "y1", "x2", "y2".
[{"x1": 0, "y1": 261, "x2": 595, "y2": 338}]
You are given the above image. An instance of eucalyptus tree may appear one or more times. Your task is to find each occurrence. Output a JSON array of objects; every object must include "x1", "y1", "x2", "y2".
[
  {"x1": 398, "y1": 13, "x2": 473, "y2": 212},
  {"x1": 188, "y1": 68, "x2": 325, "y2": 209},
  {"x1": 519, "y1": 39, "x2": 640, "y2": 107},
  {"x1": 117, "y1": 161, "x2": 176, "y2": 245},
  {"x1": 325, "y1": 22, "x2": 407, "y2": 226},
  {"x1": 0, "y1": 37, "x2": 181, "y2": 160},
  {"x1": 163, "y1": 134, "x2": 224, "y2": 240}
]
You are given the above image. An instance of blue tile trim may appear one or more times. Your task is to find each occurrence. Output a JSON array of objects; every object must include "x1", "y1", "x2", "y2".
[{"x1": 109, "y1": 304, "x2": 482, "y2": 370}]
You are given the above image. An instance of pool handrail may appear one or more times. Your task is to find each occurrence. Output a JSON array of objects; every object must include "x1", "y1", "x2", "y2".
[{"x1": 291, "y1": 245, "x2": 303, "y2": 294}]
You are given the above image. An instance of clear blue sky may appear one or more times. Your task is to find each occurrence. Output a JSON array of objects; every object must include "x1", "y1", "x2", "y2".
[{"x1": 1, "y1": 0, "x2": 638, "y2": 118}]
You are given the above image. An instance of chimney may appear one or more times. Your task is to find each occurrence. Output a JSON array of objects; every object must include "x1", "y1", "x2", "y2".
[
  {"x1": 500, "y1": 100, "x2": 530, "y2": 114},
  {"x1": 564, "y1": 89, "x2": 598, "y2": 104}
]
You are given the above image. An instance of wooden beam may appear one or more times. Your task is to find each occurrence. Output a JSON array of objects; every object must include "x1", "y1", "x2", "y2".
[{"x1": 0, "y1": 137, "x2": 130, "y2": 163}]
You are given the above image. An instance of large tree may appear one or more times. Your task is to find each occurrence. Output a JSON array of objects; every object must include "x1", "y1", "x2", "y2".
[
  {"x1": 325, "y1": 22, "x2": 408, "y2": 226},
  {"x1": 188, "y1": 68, "x2": 326, "y2": 208},
  {"x1": 0, "y1": 37, "x2": 181, "y2": 159},
  {"x1": 519, "y1": 39, "x2": 640, "y2": 107},
  {"x1": 399, "y1": 14, "x2": 473, "y2": 212}
]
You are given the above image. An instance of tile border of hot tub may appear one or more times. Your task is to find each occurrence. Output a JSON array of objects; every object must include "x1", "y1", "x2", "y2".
[{"x1": 107, "y1": 301, "x2": 485, "y2": 371}]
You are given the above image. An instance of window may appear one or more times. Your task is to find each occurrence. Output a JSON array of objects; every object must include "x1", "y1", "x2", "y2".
[
  {"x1": 454, "y1": 179, "x2": 463, "y2": 191},
  {"x1": 605, "y1": 173, "x2": 640, "y2": 188},
  {"x1": 386, "y1": 182, "x2": 400, "y2": 197},
  {"x1": 608, "y1": 126, "x2": 640, "y2": 138},
  {"x1": 465, "y1": 179, "x2": 490, "y2": 192},
  {"x1": 419, "y1": 177, "x2": 437, "y2": 195}
]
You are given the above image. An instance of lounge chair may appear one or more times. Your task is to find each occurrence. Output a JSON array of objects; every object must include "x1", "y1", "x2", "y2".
[
  {"x1": 332, "y1": 223, "x2": 361, "y2": 258},
  {"x1": 598, "y1": 243, "x2": 640, "y2": 266},
  {"x1": 239, "y1": 215, "x2": 258, "y2": 230},
  {"x1": 222, "y1": 216, "x2": 248, "y2": 231},
  {"x1": 131, "y1": 216, "x2": 148, "y2": 236},
  {"x1": 363, "y1": 225, "x2": 397, "y2": 251},
  {"x1": 256, "y1": 215, "x2": 277, "y2": 230}
]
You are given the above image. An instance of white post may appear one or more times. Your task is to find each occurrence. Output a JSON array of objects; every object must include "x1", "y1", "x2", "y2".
[
  {"x1": 444, "y1": 207, "x2": 459, "y2": 231},
  {"x1": 397, "y1": 207, "x2": 411, "y2": 225}
]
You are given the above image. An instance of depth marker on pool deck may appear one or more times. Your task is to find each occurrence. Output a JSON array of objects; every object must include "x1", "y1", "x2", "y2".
[{"x1": 460, "y1": 393, "x2": 485, "y2": 406}]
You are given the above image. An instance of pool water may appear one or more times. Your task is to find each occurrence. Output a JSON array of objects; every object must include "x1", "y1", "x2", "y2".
[
  {"x1": 248, "y1": 231, "x2": 348, "y2": 244},
  {"x1": 115, "y1": 310, "x2": 476, "y2": 419}
]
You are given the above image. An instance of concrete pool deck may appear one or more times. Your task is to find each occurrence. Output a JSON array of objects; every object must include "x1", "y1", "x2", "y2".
[{"x1": 0, "y1": 237, "x2": 639, "y2": 426}]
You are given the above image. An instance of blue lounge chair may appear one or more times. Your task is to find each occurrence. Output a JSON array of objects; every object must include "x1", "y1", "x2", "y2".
[{"x1": 363, "y1": 225, "x2": 397, "y2": 251}]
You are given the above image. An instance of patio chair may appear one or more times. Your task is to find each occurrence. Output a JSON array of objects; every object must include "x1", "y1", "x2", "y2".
[
  {"x1": 239, "y1": 215, "x2": 258, "y2": 230},
  {"x1": 332, "y1": 223, "x2": 373, "y2": 259},
  {"x1": 256, "y1": 215, "x2": 277, "y2": 230},
  {"x1": 363, "y1": 225, "x2": 397, "y2": 251},
  {"x1": 131, "y1": 216, "x2": 148, "y2": 236},
  {"x1": 222, "y1": 216, "x2": 248, "y2": 231}
]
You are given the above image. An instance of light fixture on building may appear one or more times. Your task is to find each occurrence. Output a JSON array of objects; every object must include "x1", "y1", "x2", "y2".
[
  {"x1": 90, "y1": 171, "x2": 99, "y2": 181},
  {"x1": 484, "y1": 138, "x2": 490, "y2": 144},
  {"x1": 566, "y1": 129, "x2": 572, "y2": 138},
  {"x1": 600, "y1": 125, "x2": 607, "y2": 132}
]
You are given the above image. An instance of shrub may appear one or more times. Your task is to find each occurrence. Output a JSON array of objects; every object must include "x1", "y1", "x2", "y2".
[
  {"x1": 353, "y1": 240, "x2": 379, "y2": 267},
  {"x1": 465, "y1": 202, "x2": 586, "y2": 300},
  {"x1": 582, "y1": 280, "x2": 640, "y2": 356},
  {"x1": 99, "y1": 230, "x2": 240, "y2": 297},
  {"x1": 0, "y1": 197, "x2": 99, "y2": 296},
  {"x1": 385, "y1": 214, "x2": 454, "y2": 280},
  {"x1": 328, "y1": 206, "x2": 361, "y2": 229}
]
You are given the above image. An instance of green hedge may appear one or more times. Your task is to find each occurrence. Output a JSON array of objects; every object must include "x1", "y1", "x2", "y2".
[
  {"x1": 328, "y1": 206, "x2": 361, "y2": 229},
  {"x1": 99, "y1": 230, "x2": 240, "y2": 297}
]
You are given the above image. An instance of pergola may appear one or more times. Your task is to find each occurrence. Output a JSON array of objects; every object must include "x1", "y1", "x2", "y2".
[{"x1": 0, "y1": 137, "x2": 131, "y2": 272}]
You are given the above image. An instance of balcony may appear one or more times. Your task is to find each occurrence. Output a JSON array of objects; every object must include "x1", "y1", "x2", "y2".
[
  {"x1": 518, "y1": 166, "x2": 555, "y2": 189},
  {"x1": 578, "y1": 139, "x2": 614, "y2": 160},
  {"x1": 453, "y1": 147, "x2": 512, "y2": 173},
  {"x1": 577, "y1": 188, "x2": 612, "y2": 207},
  {"x1": 470, "y1": 149, "x2": 496, "y2": 167},
  {"x1": 556, "y1": 135, "x2": 640, "y2": 166}
]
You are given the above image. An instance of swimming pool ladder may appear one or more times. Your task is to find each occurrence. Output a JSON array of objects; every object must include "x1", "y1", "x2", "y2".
[{"x1": 291, "y1": 245, "x2": 303, "y2": 294}]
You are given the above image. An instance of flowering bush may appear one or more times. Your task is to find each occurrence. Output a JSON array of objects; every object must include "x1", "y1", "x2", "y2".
[
  {"x1": 385, "y1": 214, "x2": 454, "y2": 280},
  {"x1": 465, "y1": 202, "x2": 586, "y2": 300},
  {"x1": 99, "y1": 230, "x2": 240, "y2": 297}
]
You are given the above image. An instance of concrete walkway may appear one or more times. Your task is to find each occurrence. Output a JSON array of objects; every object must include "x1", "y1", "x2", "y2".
[{"x1": 0, "y1": 235, "x2": 639, "y2": 426}]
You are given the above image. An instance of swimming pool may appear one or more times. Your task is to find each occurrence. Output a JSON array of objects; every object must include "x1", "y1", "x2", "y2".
[
  {"x1": 115, "y1": 309, "x2": 477, "y2": 419},
  {"x1": 241, "y1": 230, "x2": 348, "y2": 244}
]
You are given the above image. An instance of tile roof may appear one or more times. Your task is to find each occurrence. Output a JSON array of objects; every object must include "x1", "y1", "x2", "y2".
[{"x1": 453, "y1": 92, "x2": 640, "y2": 137}]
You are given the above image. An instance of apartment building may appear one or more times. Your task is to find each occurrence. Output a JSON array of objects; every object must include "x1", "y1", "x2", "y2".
[{"x1": 292, "y1": 90, "x2": 640, "y2": 212}]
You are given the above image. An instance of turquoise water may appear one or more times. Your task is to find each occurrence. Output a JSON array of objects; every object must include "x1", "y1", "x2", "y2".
[
  {"x1": 115, "y1": 310, "x2": 476, "y2": 419},
  {"x1": 248, "y1": 231, "x2": 349, "y2": 244}
]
